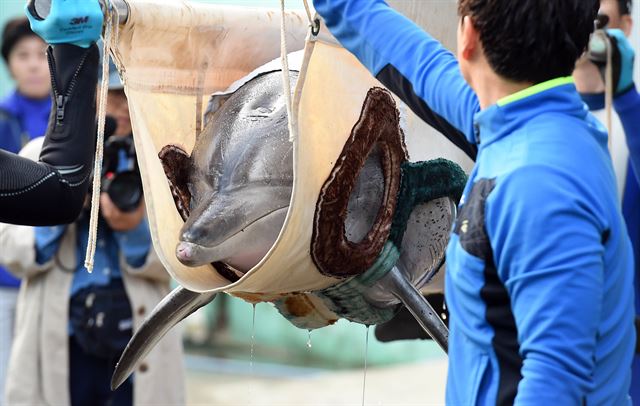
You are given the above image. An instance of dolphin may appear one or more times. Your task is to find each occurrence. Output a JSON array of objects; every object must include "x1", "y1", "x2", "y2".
[
  {"x1": 112, "y1": 71, "x2": 449, "y2": 390},
  {"x1": 162, "y1": 70, "x2": 385, "y2": 273},
  {"x1": 112, "y1": 71, "x2": 386, "y2": 389}
]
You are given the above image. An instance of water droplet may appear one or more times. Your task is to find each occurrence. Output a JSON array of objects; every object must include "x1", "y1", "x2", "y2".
[{"x1": 306, "y1": 330, "x2": 312, "y2": 349}]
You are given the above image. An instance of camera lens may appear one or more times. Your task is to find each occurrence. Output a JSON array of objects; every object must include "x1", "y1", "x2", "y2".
[{"x1": 106, "y1": 171, "x2": 143, "y2": 212}]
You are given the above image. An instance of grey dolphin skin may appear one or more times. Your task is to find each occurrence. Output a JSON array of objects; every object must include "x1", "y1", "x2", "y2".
[
  {"x1": 176, "y1": 72, "x2": 297, "y2": 271},
  {"x1": 112, "y1": 71, "x2": 450, "y2": 389}
]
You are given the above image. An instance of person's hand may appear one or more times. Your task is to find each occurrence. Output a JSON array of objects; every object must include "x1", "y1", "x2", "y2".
[
  {"x1": 588, "y1": 29, "x2": 635, "y2": 96},
  {"x1": 25, "y1": 0, "x2": 103, "y2": 48},
  {"x1": 100, "y1": 193, "x2": 145, "y2": 232},
  {"x1": 574, "y1": 55, "x2": 605, "y2": 94}
]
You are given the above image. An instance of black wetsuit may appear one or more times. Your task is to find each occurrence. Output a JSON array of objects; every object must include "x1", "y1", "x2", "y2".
[{"x1": 0, "y1": 44, "x2": 98, "y2": 226}]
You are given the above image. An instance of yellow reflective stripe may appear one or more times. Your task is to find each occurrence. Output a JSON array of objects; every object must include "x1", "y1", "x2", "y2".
[{"x1": 497, "y1": 77, "x2": 574, "y2": 107}]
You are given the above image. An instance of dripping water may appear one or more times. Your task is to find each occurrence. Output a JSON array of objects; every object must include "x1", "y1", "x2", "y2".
[
  {"x1": 248, "y1": 303, "x2": 257, "y2": 406},
  {"x1": 362, "y1": 325, "x2": 370, "y2": 406},
  {"x1": 250, "y1": 303, "x2": 256, "y2": 372},
  {"x1": 306, "y1": 330, "x2": 312, "y2": 349}
]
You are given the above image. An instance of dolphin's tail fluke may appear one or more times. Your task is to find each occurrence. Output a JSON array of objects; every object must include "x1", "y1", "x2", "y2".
[{"x1": 111, "y1": 287, "x2": 217, "y2": 390}]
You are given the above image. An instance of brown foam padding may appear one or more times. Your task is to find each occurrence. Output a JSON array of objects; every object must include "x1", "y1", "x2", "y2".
[
  {"x1": 158, "y1": 144, "x2": 242, "y2": 284},
  {"x1": 159, "y1": 144, "x2": 192, "y2": 222},
  {"x1": 311, "y1": 87, "x2": 408, "y2": 278}
]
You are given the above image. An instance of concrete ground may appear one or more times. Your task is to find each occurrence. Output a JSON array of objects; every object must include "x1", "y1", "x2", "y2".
[{"x1": 185, "y1": 355, "x2": 448, "y2": 406}]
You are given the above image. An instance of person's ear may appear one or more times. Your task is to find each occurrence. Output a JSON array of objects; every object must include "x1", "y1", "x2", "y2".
[
  {"x1": 620, "y1": 14, "x2": 633, "y2": 37},
  {"x1": 460, "y1": 16, "x2": 479, "y2": 61}
]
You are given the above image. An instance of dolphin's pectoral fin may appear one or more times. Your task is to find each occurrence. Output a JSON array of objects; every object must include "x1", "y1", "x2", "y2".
[
  {"x1": 212, "y1": 261, "x2": 243, "y2": 283},
  {"x1": 111, "y1": 287, "x2": 217, "y2": 390},
  {"x1": 159, "y1": 144, "x2": 192, "y2": 221}
]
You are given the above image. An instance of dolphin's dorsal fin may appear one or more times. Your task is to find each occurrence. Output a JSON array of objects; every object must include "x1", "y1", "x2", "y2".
[{"x1": 159, "y1": 144, "x2": 192, "y2": 221}]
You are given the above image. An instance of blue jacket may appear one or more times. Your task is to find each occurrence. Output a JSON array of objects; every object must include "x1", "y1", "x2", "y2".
[
  {"x1": 0, "y1": 91, "x2": 51, "y2": 288},
  {"x1": 583, "y1": 88, "x2": 640, "y2": 406},
  {"x1": 313, "y1": 0, "x2": 636, "y2": 404},
  {"x1": 0, "y1": 108, "x2": 22, "y2": 288}
]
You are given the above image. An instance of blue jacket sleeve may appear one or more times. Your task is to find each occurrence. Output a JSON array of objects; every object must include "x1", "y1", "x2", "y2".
[
  {"x1": 486, "y1": 166, "x2": 605, "y2": 404},
  {"x1": 614, "y1": 86, "x2": 640, "y2": 184},
  {"x1": 34, "y1": 225, "x2": 67, "y2": 265},
  {"x1": 313, "y1": 0, "x2": 479, "y2": 159},
  {"x1": 113, "y1": 219, "x2": 152, "y2": 268},
  {"x1": 0, "y1": 110, "x2": 22, "y2": 153}
]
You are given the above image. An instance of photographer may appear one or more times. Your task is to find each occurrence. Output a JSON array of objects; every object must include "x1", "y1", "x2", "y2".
[
  {"x1": 573, "y1": 1, "x2": 640, "y2": 403},
  {"x1": 0, "y1": 69, "x2": 185, "y2": 406}
]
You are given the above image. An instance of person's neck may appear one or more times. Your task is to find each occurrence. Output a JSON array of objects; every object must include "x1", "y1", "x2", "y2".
[{"x1": 469, "y1": 68, "x2": 533, "y2": 110}]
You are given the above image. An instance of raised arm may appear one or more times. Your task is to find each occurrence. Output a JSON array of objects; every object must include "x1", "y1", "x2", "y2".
[
  {"x1": 0, "y1": 0, "x2": 102, "y2": 226},
  {"x1": 603, "y1": 29, "x2": 640, "y2": 183},
  {"x1": 313, "y1": 0, "x2": 479, "y2": 159},
  {"x1": 614, "y1": 87, "x2": 640, "y2": 182}
]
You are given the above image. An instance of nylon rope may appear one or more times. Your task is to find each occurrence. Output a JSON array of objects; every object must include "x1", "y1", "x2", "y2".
[
  {"x1": 280, "y1": 0, "x2": 297, "y2": 142},
  {"x1": 281, "y1": 0, "x2": 316, "y2": 143},
  {"x1": 605, "y1": 34, "x2": 613, "y2": 151},
  {"x1": 302, "y1": 0, "x2": 314, "y2": 27},
  {"x1": 85, "y1": 1, "x2": 117, "y2": 272}
]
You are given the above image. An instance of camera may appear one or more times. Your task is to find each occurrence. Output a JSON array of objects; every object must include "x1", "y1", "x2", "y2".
[
  {"x1": 100, "y1": 116, "x2": 143, "y2": 213},
  {"x1": 587, "y1": 14, "x2": 611, "y2": 64}
]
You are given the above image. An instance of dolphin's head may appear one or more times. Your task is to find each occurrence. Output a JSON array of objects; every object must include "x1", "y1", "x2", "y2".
[
  {"x1": 176, "y1": 186, "x2": 291, "y2": 270},
  {"x1": 176, "y1": 72, "x2": 295, "y2": 271}
]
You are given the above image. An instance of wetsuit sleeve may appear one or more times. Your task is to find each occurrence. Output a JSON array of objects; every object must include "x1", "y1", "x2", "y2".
[
  {"x1": 0, "y1": 43, "x2": 98, "y2": 226},
  {"x1": 486, "y1": 166, "x2": 605, "y2": 404},
  {"x1": 614, "y1": 86, "x2": 640, "y2": 184},
  {"x1": 313, "y1": 0, "x2": 479, "y2": 159}
]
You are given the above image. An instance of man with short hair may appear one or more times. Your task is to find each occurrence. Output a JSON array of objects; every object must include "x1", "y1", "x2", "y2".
[
  {"x1": 313, "y1": 0, "x2": 635, "y2": 404},
  {"x1": 574, "y1": 1, "x2": 640, "y2": 404}
]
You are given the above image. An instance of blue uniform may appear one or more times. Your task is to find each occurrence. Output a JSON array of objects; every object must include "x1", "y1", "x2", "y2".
[
  {"x1": 583, "y1": 86, "x2": 640, "y2": 406},
  {"x1": 0, "y1": 91, "x2": 51, "y2": 288},
  {"x1": 313, "y1": 0, "x2": 636, "y2": 404}
]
